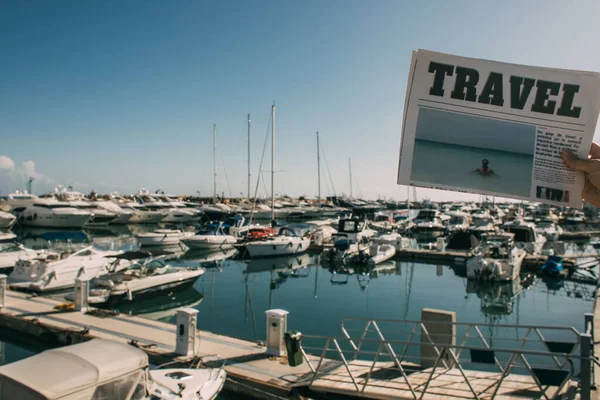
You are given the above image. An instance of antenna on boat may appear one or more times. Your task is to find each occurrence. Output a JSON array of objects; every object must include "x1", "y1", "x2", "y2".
[
  {"x1": 213, "y1": 124, "x2": 217, "y2": 205},
  {"x1": 248, "y1": 114, "x2": 251, "y2": 200},
  {"x1": 317, "y1": 132, "x2": 321, "y2": 206}
]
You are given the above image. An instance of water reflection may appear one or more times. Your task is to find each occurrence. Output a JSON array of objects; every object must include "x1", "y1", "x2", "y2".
[{"x1": 114, "y1": 286, "x2": 204, "y2": 321}]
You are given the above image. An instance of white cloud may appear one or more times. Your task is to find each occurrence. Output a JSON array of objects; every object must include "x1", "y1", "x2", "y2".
[
  {"x1": 0, "y1": 156, "x2": 15, "y2": 170},
  {"x1": 0, "y1": 155, "x2": 56, "y2": 194}
]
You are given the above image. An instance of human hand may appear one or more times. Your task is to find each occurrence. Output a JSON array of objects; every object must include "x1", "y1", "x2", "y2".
[{"x1": 561, "y1": 142, "x2": 600, "y2": 207}]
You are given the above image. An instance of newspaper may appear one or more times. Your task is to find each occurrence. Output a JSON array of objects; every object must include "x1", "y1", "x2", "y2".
[{"x1": 397, "y1": 50, "x2": 600, "y2": 207}]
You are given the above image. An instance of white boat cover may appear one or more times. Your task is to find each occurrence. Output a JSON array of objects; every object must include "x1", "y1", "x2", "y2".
[{"x1": 0, "y1": 339, "x2": 147, "y2": 399}]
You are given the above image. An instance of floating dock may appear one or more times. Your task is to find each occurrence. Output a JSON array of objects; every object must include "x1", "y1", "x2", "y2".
[{"x1": 0, "y1": 289, "x2": 590, "y2": 399}]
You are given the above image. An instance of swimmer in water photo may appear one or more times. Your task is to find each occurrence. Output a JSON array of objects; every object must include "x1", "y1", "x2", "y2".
[{"x1": 474, "y1": 159, "x2": 495, "y2": 176}]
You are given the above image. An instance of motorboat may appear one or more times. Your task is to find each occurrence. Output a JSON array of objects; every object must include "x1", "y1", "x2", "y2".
[
  {"x1": 68, "y1": 200, "x2": 118, "y2": 226},
  {"x1": 310, "y1": 223, "x2": 337, "y2": 246},
  {"x1": 564, "y1": 209, "x2": 586, "y2": 223},
  {"x1": 17, "y1": 199, "x2": 91, "y2": 228},
  {"x1": 8, "y1": 246, "x2": 130, "y2": 292},
  {"x1": 343, "y1": 243, "x2": 396, "y2": 265},
  {"x1": 0, "y1": 242, "x2": 54, "y2": 273},
  {"x1": 446, "y1": 212, "x2": 471, "y2": 233},
  {"x1": 535, "y1": 219, "x2": 563, "y2": 241},
  {"x1": 371, "y1": 232, "x2": 416, "y2": 252},
  {"x1": 410, "y1": 209, "x2": 446, "y2": 241},
  {"x1": 0, "y1": 211, "x2": 16, "y2": 229},
  {"x1": 120, "y1": 202, "x2": 167, "y2": 224},
  {"x1": 503, "y1": 219, "x2": 547, "y2": 255},
  {"x1": 0, "y1": 339, "x2": 226, "y2": 400},
  {"x1": 137, "y1": 192, "x2": 198, "y2": 223},
  {"x1": 181, "y1": 224, "x2": 237, "y2": 250},
  {"x1": 323, "y1": 218, "x2": 373, "y2": 264},
  {"x1": 368, "y1": 212, "x2": 395, "y2": 233},
  {"x1": 93, "y1": 199, "x2": 134, "y2": 224},
  {"x1": 243, "y1": 226, "x2": 311, "y2": 257},
  {"x1": 6, "y1": 191, "x2": 39, "y2": 212},
  {"x1": 0, "y1": 232, "x2": 17, "y2": 243},
  {"x1": 468, "y1": 215, "x2": 498, "y2": 238},
  {"x1": 65, "y1": 254, "x2": 205, "y2": 307},
  {"x1": 466, "y1": 232, "x2": 527, "y2": 281},
  {"x1": 541, "y1": 254, "x2": 568, "y2": 278},
  {"x1": 137, "y1": 229, "x2": 194, "y2": 247}
]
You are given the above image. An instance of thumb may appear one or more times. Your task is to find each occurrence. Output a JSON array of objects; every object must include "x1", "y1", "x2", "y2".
[{"x1": 562, "y1": 150, "x2": 596, "y2": 172}]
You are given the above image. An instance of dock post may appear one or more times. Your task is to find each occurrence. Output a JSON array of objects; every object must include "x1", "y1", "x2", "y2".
[
  {"x1": 0, "y1": 274, "x2": 6, "y2": 309},
  {"x1": 74, "y1": 277, "x2": 89, "y2": 313},
  {"x1": 420, "y1": 308, "x2": 456, "y2": 368},
  {"x1": 581, "y1": 331, "x2": 592, "y2": 400},
  {"x1": 175, "y1": 308, "x2": 199, "y2": 357},
  {"x1": 265, "y1": 309, "x2": 288, "y2": 356}
]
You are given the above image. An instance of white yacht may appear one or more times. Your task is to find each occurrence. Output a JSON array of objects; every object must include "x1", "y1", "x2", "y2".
[
  {"x1": 65, "y1": 255, "x2": 205, "y2": 307},
  {"x1": 120, "y1": 202, "x2": 166, "y2": 224},
  {"x1": 182, "y1": 224, "x2": 237, "y2": 250},
  {"x1": 535, "y1": 219, "x2": 563, "y2": 241},
  {"x1": 137, "y1": 192, "x2": 198, "y2": 223},
  {"x1": 0, "y1": 339, "x2": 226, "y2": 400},
  {"x1": 503, "y1": 219, "x2": 547, "y2": 255},
  {"x1": 68, "y1": 200, "x2": 118, "y2": 226},
  {"x1": 324, "y1": 218, "x2": 373, "y2": 264},
  {"x1": 446, "y1": 212, "x2": 471, "y2": 233},
  {"x1": 469, "y1": 215, "x2": 498, "y2": 238},
  {"x1": 0, "y1": 242, "x2": 53, "y2": 273},
  {"x1": 19, "y1": 199, "x2": 91, "y2": 228},
  {"x1": 466, "y1": 232, "x2": 527, "y2": 281},
  {"x1": 0, "y1": 211, "x2": 16, "y2": 229},
  {"x1": 8, "y1": 246, "x2": 129, "y2": 292},
  {"x1": 372, "y1": 232, "x2": 416, "y2": 252},
  {"x1": 564, "y1": 209, "x2": 586, "y2": 223},
  {"x1": 244, "y1": 226, "x2": 311, "y2": 257},
  {"x1": 410, "y1": 209, "x2": 446, "y2": 240},
  {"x1": 137, "y1": 229, "x2": 194, "y2": 247},
  {"x1": 93, "y1": 199, "x2": 133, "y2": 224},
  {"x1": 6, "y1": 191, "x2": 39, "y2": 211}
]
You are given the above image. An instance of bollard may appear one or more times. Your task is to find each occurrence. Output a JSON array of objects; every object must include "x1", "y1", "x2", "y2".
[
  {"x1": 436, "y1": 237, "x2": 445, "y2": 252},
  {"x1": 74, "y1": 277, "x2": 89, "y2": 313},
  {"x1": 0, "y1": 274, "x2": 6, "y2": 309},
  {"x1": 581, "y1": 332, "x2": 592, "y2": 400},
  {"x1": 420, "y1": 308, "x2": 456, "y2": 368},
  {"x1": 265, "y1": 309, "x2": 288, "y2": 356},
  {"x1": 175, "y1": 308, "x2": 199, "y2": 357}
]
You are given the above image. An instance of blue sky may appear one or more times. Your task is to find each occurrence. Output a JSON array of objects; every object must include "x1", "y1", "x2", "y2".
[{"x1": 1, "y1": 1, "x2": 600, "y2": 201}]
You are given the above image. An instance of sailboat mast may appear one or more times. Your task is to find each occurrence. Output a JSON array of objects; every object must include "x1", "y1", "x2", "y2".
[
  {"x1": 349, "y1": 158, "x2": 353, "y2": 199},
  {"x1": 271, "y1": 105, "x2": 275, "y2": 223},
  {"x1": 247, "y1": 114, "x2": 251, "y2": 200},
  {"x1": 213, "y1": 124, "x2": 217, "y2": 204},
  {"x1": 317, "y1": 132, "x2": 321, "y2": 205}
]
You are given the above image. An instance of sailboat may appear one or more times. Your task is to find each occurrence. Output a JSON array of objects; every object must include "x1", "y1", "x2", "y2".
[{"x1": 244, "y1": 105, "x2": 311, "y2": 257}]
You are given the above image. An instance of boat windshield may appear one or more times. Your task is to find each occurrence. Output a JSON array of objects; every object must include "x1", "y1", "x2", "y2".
[{"x1": 33, "y1": 203, "x2": 74, "y2": 209}]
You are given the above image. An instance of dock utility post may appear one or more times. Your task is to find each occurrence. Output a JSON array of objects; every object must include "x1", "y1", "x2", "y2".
[
  {"x1": 175, "y1": 308, "x2": 199, "y2": 357},
  {"x1": 74, "y1": 277, "x2": 89, "y2": 313},
  {"x1": 420, "y1": 308, "x2": 456, "y2": 368},
  {"x1": 265, "y1": 309, "x2": 289, "y2": 356},
  {"x1": 0, "y1": 274, "x2": 6, "y2": 309}
]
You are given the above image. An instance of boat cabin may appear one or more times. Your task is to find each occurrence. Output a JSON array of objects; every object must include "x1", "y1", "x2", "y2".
[
  {"x1": 478, "y1": 233, "x2": 515, "y2": 259},
  {"x1": 0, "y1": 339, "x2": 152, "y2": 400}
]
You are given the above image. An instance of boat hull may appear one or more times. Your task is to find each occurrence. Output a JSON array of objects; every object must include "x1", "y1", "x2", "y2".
[{"x1": 245, "y1": 237, "x2": 311, "y2": 257}]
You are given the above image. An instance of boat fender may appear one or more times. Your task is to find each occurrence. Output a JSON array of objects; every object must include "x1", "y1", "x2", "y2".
[{"x1": 126, "y1": 285, "x2": 132, "y2": 301}]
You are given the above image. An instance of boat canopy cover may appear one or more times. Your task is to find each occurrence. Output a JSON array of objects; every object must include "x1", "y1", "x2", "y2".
[{"x1": 0, "y1": 339, "x2": 148, "y2": 399}]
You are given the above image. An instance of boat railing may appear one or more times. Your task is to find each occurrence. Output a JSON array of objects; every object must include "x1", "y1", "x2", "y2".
[{"x1": 296, "y1": 314, "x2": 596, "y2": 399}]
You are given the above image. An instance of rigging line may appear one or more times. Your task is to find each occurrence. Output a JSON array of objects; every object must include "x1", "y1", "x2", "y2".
[
  {"x1": 320, "y1": 140, "x2": 337, "y2": 197},
  {"x1": 249, "y1": 110, "x2": 273, "y2": 225},
  {"x1": 218, "y1": 151, "x2": 232, "y2": 198}
]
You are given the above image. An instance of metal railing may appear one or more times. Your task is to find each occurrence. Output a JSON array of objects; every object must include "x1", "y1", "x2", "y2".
[{"x1": 297, "y1": 315, "x2": 596, "y2": 400}]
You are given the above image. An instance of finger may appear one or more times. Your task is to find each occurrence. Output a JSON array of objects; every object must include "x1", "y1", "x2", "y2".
[
  {"x1": 582, "y1": 181, "x2": 600, "y2": 208},
  {"x1": 562, "y1": 150, "x2": 596, "y2": 172},
  {"x1": 590, "y1": 142, "x2": 600, "y2": 159}
]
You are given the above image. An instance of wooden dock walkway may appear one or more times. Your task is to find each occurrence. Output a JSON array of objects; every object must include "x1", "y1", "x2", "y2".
[
  {"x1": 0, "y1": 291, "x2": 319, "y2": 399},
  {"x1": 0, "y1": 290, "x2": 581, "y2": 399}
]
